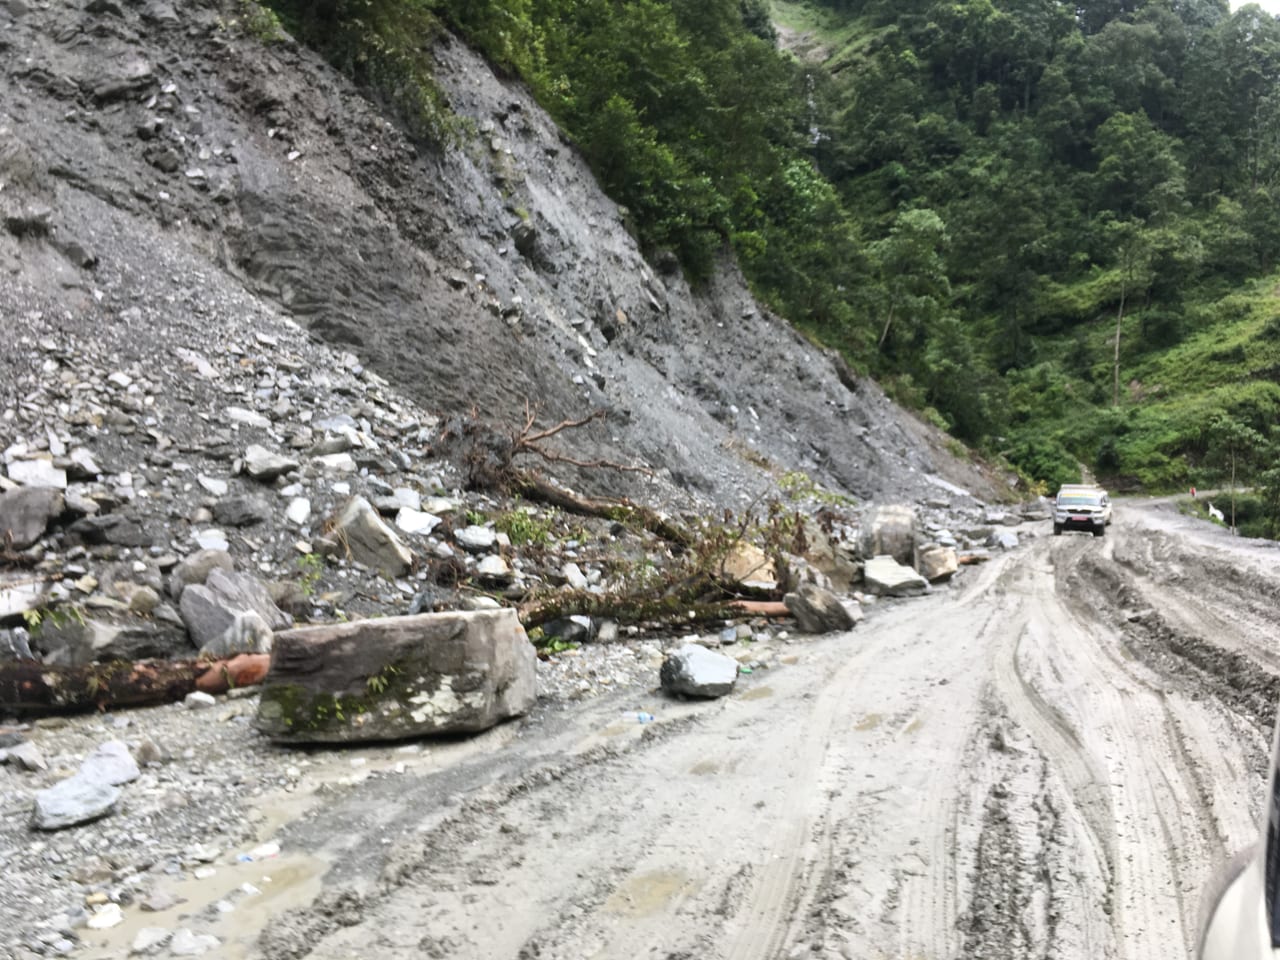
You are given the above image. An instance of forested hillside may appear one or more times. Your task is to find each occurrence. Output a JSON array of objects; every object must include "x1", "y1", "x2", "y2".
[{"x1": 263, "y1": 0, "x2": 1280, "y2": 513}]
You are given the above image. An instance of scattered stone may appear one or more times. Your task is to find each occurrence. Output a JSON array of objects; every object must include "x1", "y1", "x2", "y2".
[
  {"x1": 863, "y1": 555, "x2": 929, "y2": 597},
  {"x1": 5, "y1": 740, "x2": 47, "y2": 772},
  {"x1": 35, "y1": 613, "x2": 191, "y2": 666},
  {"x1": 130, "y1": 927, "x2": 171, "y2": 955},
  {"x1": 561, "y1": 562, "x2": 589, "y2": 590},
  {"x1": 193, "y1": 528, "x2": 230, "y2": 552},
  {"x1": 394, "y1": 507, "x2": 441, "y2": 536},
  {"x1": 475, "y1": 554, "x2": 514, "y2": 584},
  {"x1": 226, "y1": 406, "x2": 271, "y2": 430},
  {"x1": 168, "y1": 549, "x2": 234, "y2": 602},
  {"x1": 915, "y1": 543, "x2": 958, "y2": 582},
  {"x1": 991, "y1": 531, "x2": 1019, "y2": 550},
  {"x1": 179, "y1": 569, "x2": 290, "y2": 656},
  {"x1": 32, "y1": 776, "x2": 122, "y2": 830},
  {"x1": 542, "y1": 615, "x2": 594, "y2": 643},
  {"x1": 184, "y1": 691, "x2": 217, "y2": 710},
  {"x1": 242, "y1": 445, "x2": 298, "y2": 482},
  {"x1": 0, "y1": 485, "x2": 63, "y2": 549},
  {"x1": 7, "y1": 458, "x2": 67, "y2": 489},
  {"x1": 80, "y1": 740, "x2": 141, "y2": 785},
  {"x1": 213, "y1": 495, "x2": 271, "y2": 527},
  {"x1": 135, "y1": 739, "x2": 171, "y2": 766},
  {"x1": 197, "y1": 474, "x2": 228, "y2": 497},
  {"x1": 454, "y1": 525, "x2": 496, "y2": 553},
  {"x1": 660, "y1": 643, "x2": 739, "y2": 698},
  {"x1": 314, "y1": 452, "x2": 356, "y2": 474},
  {"x1": 67, "y1": 513, "x2": 150, "y2": 547},
  {"x1": 168, "y1": 929, "x2": 220, "y2": 956},
  {"x1": 140, "y1": 891, "x2": 181, "y2": 912},
  {"x1": 286, "y1": 497, "x2": 311, "y2": 526},
  {"x1": 330, "y1": 497, "x2": 414, "y2": 578},
  {"x1": 86, "y1": 902, "x2": 124, "y2": 929},
  {"x1": 784, "y1": 583, "x2": 857, "y2": 634}
]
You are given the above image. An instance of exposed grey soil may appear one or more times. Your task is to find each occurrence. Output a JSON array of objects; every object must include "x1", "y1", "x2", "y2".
[{"x1": 2, "y1": 501, "x2": 1271, "y2": 960}]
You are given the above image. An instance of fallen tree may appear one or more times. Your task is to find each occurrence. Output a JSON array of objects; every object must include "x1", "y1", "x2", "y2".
[{"x1": 0, "y1": 654, "x2": 269, "y2": 715}]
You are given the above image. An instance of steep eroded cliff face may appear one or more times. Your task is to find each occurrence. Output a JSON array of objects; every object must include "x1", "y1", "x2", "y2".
[{"x1": 0, "y1": 0, "x2": 1000, "y2": 510}]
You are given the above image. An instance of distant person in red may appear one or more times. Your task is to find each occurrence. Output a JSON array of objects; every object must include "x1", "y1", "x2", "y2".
[{"x1": 1191, "y1": 486, "x2": 1197, "y2": 498}]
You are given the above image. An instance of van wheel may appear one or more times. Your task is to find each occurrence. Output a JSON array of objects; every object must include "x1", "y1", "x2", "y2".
[
  {"x1": 1053, "y1": 524, "x2": 1062, "y2": 536},
  {"x1": 1092, "y1": 528, "x2": 1104, "y2": 537}
]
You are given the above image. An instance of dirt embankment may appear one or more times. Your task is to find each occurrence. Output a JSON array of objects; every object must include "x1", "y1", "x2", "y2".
[{"x1": 4, "y1": 501, "x2": 1274, "y2": 960}]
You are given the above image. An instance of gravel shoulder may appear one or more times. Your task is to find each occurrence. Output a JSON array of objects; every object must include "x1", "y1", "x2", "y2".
[{"x1": 4, "y1": 500, "x2": 1275, "y2": 960}]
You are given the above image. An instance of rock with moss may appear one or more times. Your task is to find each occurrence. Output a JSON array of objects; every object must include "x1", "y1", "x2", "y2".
[{"x1": 254, "y1": 609, "x2": 536, "y2": 743}]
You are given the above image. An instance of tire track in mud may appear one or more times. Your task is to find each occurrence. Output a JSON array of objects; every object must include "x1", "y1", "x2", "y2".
[{"x1": 1078, "y1": 536, "x2": 1280, "y2": 739}]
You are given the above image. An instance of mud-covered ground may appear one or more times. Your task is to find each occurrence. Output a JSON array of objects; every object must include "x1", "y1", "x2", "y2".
[{"x1": 8, "y1": 499, "x2": 1278, "y2": 960}]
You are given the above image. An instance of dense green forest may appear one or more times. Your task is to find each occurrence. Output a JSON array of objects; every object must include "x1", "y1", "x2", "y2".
[{"x1": 263, "y1": 0, "x2": 1280, "y2": 515}]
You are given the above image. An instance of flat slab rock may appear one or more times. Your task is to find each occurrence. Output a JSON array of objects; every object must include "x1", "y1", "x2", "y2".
[
  {"x1": 864, "y1": 555, "x2": 929, "y2": 597},
  {"x1": 254, "y1": 609, "x2": 536, "y2": 743}
]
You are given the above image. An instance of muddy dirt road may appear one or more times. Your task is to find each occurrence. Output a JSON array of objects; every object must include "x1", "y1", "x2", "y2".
[{"x1": 75, "y1": 500, "x2": 1280, "y2": 960}]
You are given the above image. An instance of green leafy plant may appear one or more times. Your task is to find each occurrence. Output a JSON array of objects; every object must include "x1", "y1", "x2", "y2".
[
  {"x1": 495, "y1": 508, "x2": 553, "y2": 546},
  {"x1": 238, "y1": 0, "x2": 285, "y2": 42},
  {"x1": 21, "y1": 604, "x2": 86, "y2": 635},
  {"x1": 366, "y1": 664, "x2": 400, "y2": 695},
  {"x1": 296, "y1": 553, "x2": 324, "y2": 597}
]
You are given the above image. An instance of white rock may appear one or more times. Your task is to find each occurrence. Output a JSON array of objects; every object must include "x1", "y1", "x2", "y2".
[
  {"x1": 7, "y1": 459, "x2": 67, "y2": 489},
  {"x1": 286, "y1": 497, "x2": 311, "y2": 526},
  {"x1": 391, "y1": 487, "x2": 421, "y2": 510},
  {"x1": 455, "y1": 525, "x2": 497, "y2": 553},
  {"x1": 197, "y1": 475, "x2": 228, "y2": 497},
  {"x1": 395, "y1": 508, "x2": 442, "y2": 536},
  {"x1": 130, "y1": 927, "x2": 172, "y2": 955},
  {"x1": 168, "y1": 928, "x2": 220, "y2": 956},
  {"x1": 87, "y1": 903, "x2": 124, "y2": 929},
  {"x1": 184, "y1": 691, "x2": 217, "y2": 710},
  {"x1": 194, "y1": 529, "x2": 229, "y2": 552},
  {"x1": 421, "y1": 496, "x2": 458, "y2": 515},
  {"x1": 314, "y1": 452, "x2": 356, "y2": 474},
  {"x1": 225, "y1": 407, "x2": 271, "y2": 430}
]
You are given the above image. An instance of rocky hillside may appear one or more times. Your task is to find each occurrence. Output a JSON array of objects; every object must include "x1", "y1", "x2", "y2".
[{"x1": 1, "y1": 0, "x2": 1001, "y2": 505}]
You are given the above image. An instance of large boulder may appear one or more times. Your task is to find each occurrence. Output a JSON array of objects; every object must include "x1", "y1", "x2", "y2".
[
  {"x1": 254, "y1": 609, "x2": 536, "y2": 743},
  {"x1": 858, "y1": 504, "x2": 918, "y2": 565},
  {"x1": 784, "y1": 583, "x2": 858, "y2": 634},
  {"x1": 660, "y1": 643, "x2": 739, "y2": 698},
  {"x1": 864, "y1": 555, "x2": 929, "y2": 597}
]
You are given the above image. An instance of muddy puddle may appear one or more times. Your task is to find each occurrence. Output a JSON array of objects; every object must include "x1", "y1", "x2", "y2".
[{"x1": 79, "y1": 848, "x2": 328, "y2": 959}]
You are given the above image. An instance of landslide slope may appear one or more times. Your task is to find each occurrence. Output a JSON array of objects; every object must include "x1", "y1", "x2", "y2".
[{"x1": 0, "y1": 0, "x2": 1000, "y2": 510}]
